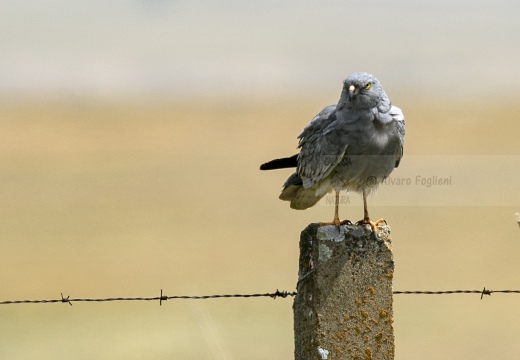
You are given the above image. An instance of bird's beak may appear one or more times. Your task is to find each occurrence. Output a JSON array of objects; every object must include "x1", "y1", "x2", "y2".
[{"x1": 348, "y1": 85, "x2": 355, "y2": 101}]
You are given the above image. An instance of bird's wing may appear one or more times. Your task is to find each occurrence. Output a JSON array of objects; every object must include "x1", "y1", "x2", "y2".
[
  {"x1": 296, "y1": 104, "x2": 348, "y2": 189},
  {"x1": 389, "y1": 105, "x2": 405, "y2": 167}
]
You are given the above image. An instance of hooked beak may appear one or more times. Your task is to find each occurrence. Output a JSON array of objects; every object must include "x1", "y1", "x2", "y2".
[{"x1": 348, "y1": 85, "x2": 355, "y2": 101}]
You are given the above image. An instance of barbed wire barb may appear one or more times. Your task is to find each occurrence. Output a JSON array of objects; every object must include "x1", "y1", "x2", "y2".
[
  {"x1": 61, "y1": 293, "x2": 72, "y2": 306},
  {"x1": 160, "y1": 289, "x2": 167, "y2": 306},
  {"x1": 481, "y1": 287, "x2": 491, "y2": 300}
]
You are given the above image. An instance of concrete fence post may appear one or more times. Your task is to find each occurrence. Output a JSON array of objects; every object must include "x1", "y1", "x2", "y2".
[{"x1": 293, "y1": 223, "x2": 395, "y2": 360}]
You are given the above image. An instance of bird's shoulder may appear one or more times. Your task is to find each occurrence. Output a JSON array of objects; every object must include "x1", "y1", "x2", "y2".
[
  {"x1": 389, "y1": 105, "x2": 404, "y2": 123},
  {"x1": 387, "y1": 105, "x2": 405, "y2": 167},
  {"x1": 389, "y1": 105, "x2": 405, "y2": 142},
  {"x1": 297, "y1": 104, "x2": 338, "y2": 147},
  {"x1": 375, "y1": 102, "x2": 405, "y2": 137}
]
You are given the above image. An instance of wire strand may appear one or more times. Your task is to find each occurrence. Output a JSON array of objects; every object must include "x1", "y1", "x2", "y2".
[
  {"x1": 0, "y1": 289, "x2": 297, "y2": 306},
  {"x1": 2, "y1": 287, "x2": 520, "y2": 305}
]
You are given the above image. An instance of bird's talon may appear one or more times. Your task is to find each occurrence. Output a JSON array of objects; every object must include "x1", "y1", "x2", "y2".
[
  {"x1": 360, "y1": 218, "x2": 385, "y2": 232},
  {"x1": 319, "y1": 219, "x2": 344, "y2": 228},
  {"x1": 373, "y1": 218, "x2": 386, "y2": 226}
]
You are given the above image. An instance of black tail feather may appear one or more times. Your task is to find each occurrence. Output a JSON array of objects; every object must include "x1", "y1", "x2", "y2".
[{"x1": 260, "y1": 154, "x2": 298, "y2": 170}]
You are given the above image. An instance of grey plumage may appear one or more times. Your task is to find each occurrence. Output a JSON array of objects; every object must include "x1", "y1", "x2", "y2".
[{"x1": 261, "y1": 72, "x2": 405, "y2": 227}]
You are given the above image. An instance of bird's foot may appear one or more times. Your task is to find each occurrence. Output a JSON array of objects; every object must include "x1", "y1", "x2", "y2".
[
  {"x1": 357, "y1": 218, "x2": 386, "y2": 232},
  {"x1": 319, "y1": 219, "x2": 352, "y2": 228},
  {"x1": 319, "y1": 219, "x2": 341, "y2": 228}
]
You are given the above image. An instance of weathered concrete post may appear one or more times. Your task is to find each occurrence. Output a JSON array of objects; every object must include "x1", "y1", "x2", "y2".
[{"x1": 293, "y1": 223, "x2": 394, "y2": 360}]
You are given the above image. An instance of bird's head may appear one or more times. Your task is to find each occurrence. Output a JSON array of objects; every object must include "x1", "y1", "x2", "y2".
[{"x1": 340, "y1": 72, "x2": 384, "y2": 109}]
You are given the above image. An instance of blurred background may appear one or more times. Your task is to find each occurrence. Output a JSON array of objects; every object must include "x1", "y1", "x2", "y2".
[{"x1": 1, "y1": 1, "x2": 520, "y2": 359}]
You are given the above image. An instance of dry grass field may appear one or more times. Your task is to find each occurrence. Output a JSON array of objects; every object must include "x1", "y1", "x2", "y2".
[{"x1": 1, "y1": 96, "x2": 520, "y2": 359}]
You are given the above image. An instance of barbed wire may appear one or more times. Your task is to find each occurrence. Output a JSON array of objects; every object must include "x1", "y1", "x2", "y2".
[
  {"x1": 393, "y1": 288, "x2": 520, "y2": 299},
  {"x1": 0, "y1": 289, "x2": 297, "y2": 306},
  {"x1": 1, "y1": 287, "x2": 520, "y2": 306}
]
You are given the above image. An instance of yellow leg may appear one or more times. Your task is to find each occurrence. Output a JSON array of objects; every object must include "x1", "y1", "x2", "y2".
[
  {"x1": 319, "y1": 190, "x2": 342, "y2": 227},
  {"x1": 361, "y1": 189, "x2": 385, "y2": 232}
]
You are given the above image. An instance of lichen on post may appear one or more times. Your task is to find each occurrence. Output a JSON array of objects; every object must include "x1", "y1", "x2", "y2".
[{"x1": 293, "y1": 223, "x2": 394, "y2": 360}]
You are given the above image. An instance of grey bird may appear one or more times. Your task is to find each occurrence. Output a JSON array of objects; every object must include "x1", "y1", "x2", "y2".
[{"x1": 260, "y1": 72, "x2": 405, "y2": 230}]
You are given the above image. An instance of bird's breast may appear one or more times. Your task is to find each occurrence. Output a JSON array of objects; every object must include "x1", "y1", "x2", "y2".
[{"x1": 370, "y1": 128, "x2": 390, "y2": 148}]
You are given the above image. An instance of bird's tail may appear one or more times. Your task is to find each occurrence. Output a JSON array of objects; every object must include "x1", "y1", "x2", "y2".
[
  {"x1": 260, "y1": 154, "x2": 298, "y2": 170},
  {"x1": 262, "y1": 161, "x2": 326, "y2": 209},
  {"x1": 279, "y1": 181, "x2": 324, "y2": 210}
]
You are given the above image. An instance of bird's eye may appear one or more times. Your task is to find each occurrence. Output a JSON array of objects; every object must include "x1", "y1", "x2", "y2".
[{"x1": 365, "y1": 82, "x2": 371, "y2": 90}]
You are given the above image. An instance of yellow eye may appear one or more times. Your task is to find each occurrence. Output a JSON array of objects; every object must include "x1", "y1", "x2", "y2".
[{"x1": 365, "y1": 82, "x2": 371, "y2": 90}]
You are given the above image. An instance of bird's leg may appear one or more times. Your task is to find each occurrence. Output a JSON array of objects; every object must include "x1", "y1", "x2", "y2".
[
  {"x1": 363, "y1": 189, "x2": 370, "y2": 222},
  {"x1": 360, "y1": 189, "x2": 385, "y2": 232},
  {"x1": 319, "y1": 190, "x2": 342, "y2": 228},
  {"x1": 333, "y1": 190, "x2": 340, "y2": 226}
]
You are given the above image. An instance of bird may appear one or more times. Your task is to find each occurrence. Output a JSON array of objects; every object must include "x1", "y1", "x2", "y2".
[{"x1": 260, "y1": 72, "x2": 405, "y2": 231}]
